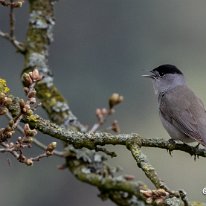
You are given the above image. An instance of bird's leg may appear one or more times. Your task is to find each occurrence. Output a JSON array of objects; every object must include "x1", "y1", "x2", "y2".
[
  {"x1": 195, "y1": 143, "x2": 200, "y2": 149},
  {"x1": 192, "y1": 143, "x2": 200, "y2": 161},
  {"x1": 167, "y1": 138, "x2": 177, "y2": 156},
  {"x1": 168, "y1": 138, "x2": 176, "y2": 144}
]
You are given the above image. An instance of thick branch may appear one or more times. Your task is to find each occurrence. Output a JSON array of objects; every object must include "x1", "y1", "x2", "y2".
[
  {"x1": 22, "y1": 0, "x2": 86, "y2": 131},
  {"x1": 70, "y1": 164, "x2": 145, "y2": 198},
  {"x1": 22, "y1": 114, "x2": 206, "y2": 159},
  {"x1": 66, "y1": 152, "x2": 182, "y2": 206},
  {"x1": 129, "y1": 143, "x2": 170, "y2": 191},
  {"x1": 6, "y1": 97, "x2": 206, "y2": 158}
]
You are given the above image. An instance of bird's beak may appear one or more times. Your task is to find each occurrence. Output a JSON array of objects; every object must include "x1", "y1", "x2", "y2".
[{"x1": 141, "y1": 72, "x2": 155, "y2": 79}]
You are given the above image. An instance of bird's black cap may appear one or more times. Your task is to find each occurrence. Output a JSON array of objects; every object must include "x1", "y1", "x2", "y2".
[{"x1": 152, "y1": 64, "x2": 183, "y2": 77}]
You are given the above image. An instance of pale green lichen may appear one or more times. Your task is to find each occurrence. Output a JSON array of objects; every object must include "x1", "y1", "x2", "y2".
[
  {"x1": 52, "y1": 102, "x2": 69, "y2": 112},
  {"x1": 26, "y1": 114, "x2": 39, "y2": 123},
  {"x1": 29, "y1": 10, "x2": 54, "y2": 43},
  {"x1": 191, "y1": 202, "x2": 206, "y2": 206},
  {"x1": 0, "y1": 79, "x2": 10, "y2": 94},
  {"x1": 28, "y1": 53, "x2": 48, "y2": 71},
  {"x1": 30, "y1": 10, "x2": 49, "y2": 29},
  {"x1": 165, "y1": 197, "x2": 182, "y2": 206}
]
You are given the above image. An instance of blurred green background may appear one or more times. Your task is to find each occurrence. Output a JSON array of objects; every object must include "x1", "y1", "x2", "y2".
[{"x1": 1, "y1": 0, "x2": 206, "y2": 205}]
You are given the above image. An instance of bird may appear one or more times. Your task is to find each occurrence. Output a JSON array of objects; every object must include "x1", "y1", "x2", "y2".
[{"x1": 142, "y1": 64, "x2": 206, "y2": 146}]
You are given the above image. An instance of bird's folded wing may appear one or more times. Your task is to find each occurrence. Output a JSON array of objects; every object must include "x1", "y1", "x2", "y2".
[{"x1": 159, "y1": 86, "x2": 206, "y2": 144}]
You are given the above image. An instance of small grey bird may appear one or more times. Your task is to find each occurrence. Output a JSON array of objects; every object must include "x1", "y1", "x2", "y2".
[{"x1": 142, "y1": 64, "x2": 206, "y2": 146}]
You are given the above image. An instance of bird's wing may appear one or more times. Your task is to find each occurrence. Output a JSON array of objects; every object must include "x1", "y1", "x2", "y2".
[{"x1": 159, "y1": 85, "x2": 206, "y2": 144}]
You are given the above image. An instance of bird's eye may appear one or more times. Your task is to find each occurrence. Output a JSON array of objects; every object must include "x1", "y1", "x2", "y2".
[{"x1": 159, "y1": 72, "x2": 165, "y2": 77}]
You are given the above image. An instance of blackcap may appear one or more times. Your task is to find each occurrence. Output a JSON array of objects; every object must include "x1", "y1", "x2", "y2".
[{"x1": 142, "y1": 64, "x2": 206, "y2": 146}]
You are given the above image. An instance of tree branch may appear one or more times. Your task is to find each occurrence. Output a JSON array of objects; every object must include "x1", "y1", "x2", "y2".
[
  {"x1": 22, "y1": 0, "x2": 86, "y2": 131},
  {"x1": 0, "y1": 31, "x2": 25, "y2": 52},
  {"x1": 0, "y1": 0, "x2": 24, "y2": 8},
  {"x1": 128, "y1": 143, "x2": 172, "y2": 192},
  {"x1": 14, "y1": 108, "x2": 206, "y2": 159},
  {"x1": 9, "y1": 0, "x2": 15, "y2": 37},
  {"x1": 0, "y1": 0, "x2": 25, "y2": 52}
]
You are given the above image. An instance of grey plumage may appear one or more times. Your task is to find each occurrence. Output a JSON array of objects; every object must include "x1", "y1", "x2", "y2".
[
  {"x1": 143, "y1": 64, "x2": 206, "y2": 146},
  {"x1": 159, "y1": 85, "x2": 206, "y2": 145}
]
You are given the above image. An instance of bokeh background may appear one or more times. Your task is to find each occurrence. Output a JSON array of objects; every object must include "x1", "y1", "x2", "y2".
[{"x1": 1, "y1": 0, "x2": 206, "y2": 205}]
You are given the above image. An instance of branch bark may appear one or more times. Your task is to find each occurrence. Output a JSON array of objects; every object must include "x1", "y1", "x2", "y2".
[
  {"x1": 8, "y1": 101, "x2": 206, "y2": 159},
  {"x1": 23, "y1": 0, "x2": 86, "y2": 131}
]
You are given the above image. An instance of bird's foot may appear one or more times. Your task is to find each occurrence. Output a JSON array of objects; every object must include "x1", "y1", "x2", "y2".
[
  {"x1": 168, "y1": 138, "x2": 176, "y2": 144},
  {"x1": 167, "y1": 139, "x2": 177, "y2": 156}
]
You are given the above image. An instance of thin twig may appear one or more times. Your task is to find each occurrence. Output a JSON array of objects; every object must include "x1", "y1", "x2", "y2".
[
  {"x1": 89, "y1": 123, "x2": 100, "y2": 133},
  {"x1": 0, "y1": 0, "x2": 25, "y2": 52},
  {"x1": 0, "y1": 142, "x2": 55, "y2": 165},
  {"x1": 95, "y1": 146, "x2": 117, "y2": 158},
  {"x1": 30, "y1": 153, "x2": 49, "y2": 161},
  {"x1": 5, "y1": 112, "x2": 64, "y2": 157},
  {"x1": 0, "y1": 142, "x2": 19, "y2": 158},
  {"x1": 32, "y1": 138, "x2": 64, "y2": 157},
  {"x1": 0, "y1": 31, "x2": 25, "y2": 52},
  {"x1": 0, "y1": 0, "x2": 24, "y2": 7},
  {"x1": 89, "y1": 108, "x2": 114, "y2": 133},
  {"x1": 9, "y1": 0, "x2": 15, "y2": 37}
]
